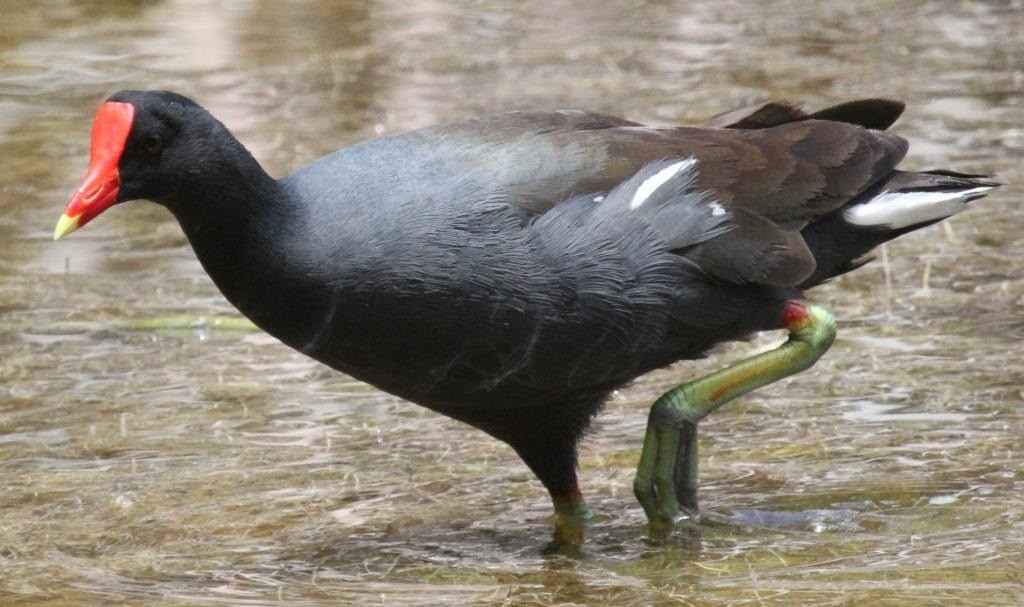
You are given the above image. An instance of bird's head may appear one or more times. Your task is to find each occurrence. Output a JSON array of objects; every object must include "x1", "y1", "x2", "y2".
[{"x1": 55, "y1": 90, "x2": 215, "y2": 239}]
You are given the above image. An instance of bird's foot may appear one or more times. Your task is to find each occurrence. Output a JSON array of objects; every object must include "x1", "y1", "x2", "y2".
[
  {"x1": 633, "y1": 392, "x2": 703, "y2": 535},
  {"x1": 633, "y1": 302, "x2": 836, "y2": 536},
  {"x1": 550, "y1": 488, "x2": 591, "y2": 548}
]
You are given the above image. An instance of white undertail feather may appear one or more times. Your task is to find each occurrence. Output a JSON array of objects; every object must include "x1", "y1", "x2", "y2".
[
  {"x1": 843, "y1": 186, "x2": 994, "y2": 229},
  {"x1": 629, "y1": 158, "x2": 698, "y2": 210}
]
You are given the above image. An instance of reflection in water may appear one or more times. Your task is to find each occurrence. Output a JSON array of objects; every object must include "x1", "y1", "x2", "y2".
[{"x1": 1, "y1": 1, "x2": 1022, "y2": 605}]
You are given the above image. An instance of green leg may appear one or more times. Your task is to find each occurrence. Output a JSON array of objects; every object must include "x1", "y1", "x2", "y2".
[{"x1": 633, "y1": 302, "x2": 837, "y2": 534}]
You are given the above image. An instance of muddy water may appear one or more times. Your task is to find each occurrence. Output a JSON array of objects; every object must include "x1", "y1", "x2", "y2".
[{"x1": 1, "y1": 1, "x2": 1022, "y2": 605}]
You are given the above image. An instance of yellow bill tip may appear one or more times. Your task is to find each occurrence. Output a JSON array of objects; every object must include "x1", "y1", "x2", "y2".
[{"x1": 53, "y1": 213, "x2": 80, "y2": 240}]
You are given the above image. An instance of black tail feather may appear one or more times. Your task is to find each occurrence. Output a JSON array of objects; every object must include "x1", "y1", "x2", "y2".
[{"x1": 798, "y1": 171, "x2": 1000, "y2": 289}]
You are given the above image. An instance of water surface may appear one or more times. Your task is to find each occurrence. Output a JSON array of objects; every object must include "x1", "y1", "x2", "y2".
[{"x1": 1, "y1": 1, "x2": 1022, "y2": 605}]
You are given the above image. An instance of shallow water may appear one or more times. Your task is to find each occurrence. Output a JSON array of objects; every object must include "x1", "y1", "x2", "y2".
[{"x1": 1, "y1": 1, "x2": 1022, "y2": 605}]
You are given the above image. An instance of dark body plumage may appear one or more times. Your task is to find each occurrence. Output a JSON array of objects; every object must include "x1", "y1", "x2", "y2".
[{"x1": 95, "y1": 91, "x2": 995, "y2": 500}]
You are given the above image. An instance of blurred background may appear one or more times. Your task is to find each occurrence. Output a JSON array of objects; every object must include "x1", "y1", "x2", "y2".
[{"x1": 1, "y1": 1, "x2": 1022, "y2": 605}]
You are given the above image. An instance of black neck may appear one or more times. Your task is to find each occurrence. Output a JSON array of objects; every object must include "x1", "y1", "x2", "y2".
[
  {"x1": 163, "y1": 136, "x2": 290, "y2": 235},
  {"x1": 161, "y1": 141, "x2": 322, "y2": 343}
]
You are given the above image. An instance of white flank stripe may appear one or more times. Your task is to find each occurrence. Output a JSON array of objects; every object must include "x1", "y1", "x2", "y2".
[
  {"x1": 843, "y1": 186, "x2": 992, "y2": 229},
  {"x1": 629, "y1": 158, "x2": 698, "y2": 210}
]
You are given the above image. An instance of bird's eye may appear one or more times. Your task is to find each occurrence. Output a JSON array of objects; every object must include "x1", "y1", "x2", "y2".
[{"x1": 144, "y1": 133, "x2": 163, "y2": 156}]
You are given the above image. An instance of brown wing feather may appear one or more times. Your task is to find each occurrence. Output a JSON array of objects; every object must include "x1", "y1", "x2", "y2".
[
  {"x1": 430, "y1": 101, "x2": 911, "y2": 286},
  {"x1": 706, "y1": 98, "x2": 905, "y2": 130},
  {"x1": 557, "y1": 121, "x2": 905, "y2": 222},
  {"x1": 807, "y1": 98, "x2": 906, "y2": 130},
  {"x1": 705, "y1": 100, "x2": 809, "y2": 129}
]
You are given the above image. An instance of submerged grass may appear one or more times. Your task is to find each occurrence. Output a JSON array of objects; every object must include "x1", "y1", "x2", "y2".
[{"x1": 1, "y1": 0, "x2": 1022, "y2": 605}]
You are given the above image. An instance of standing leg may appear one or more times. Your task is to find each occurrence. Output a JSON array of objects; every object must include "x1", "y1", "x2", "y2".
[
  {"x1": 550, "y1": 485, "x2": 590, "y2": 546},
  {"x1": 633, "y1": 302, "x2": 837, "y2": 534},
  {"x1": 508, "y1": 431, "x2": 591, "y2": 547}
]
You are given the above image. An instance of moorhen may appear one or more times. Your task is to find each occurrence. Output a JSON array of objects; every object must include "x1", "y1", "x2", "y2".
[{"x1": 55, "y1": 91, "x2": 997, "y2": 544}]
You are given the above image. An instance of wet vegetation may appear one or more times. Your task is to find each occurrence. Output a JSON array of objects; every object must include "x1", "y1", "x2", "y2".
[{"x1": 1, "y1": 1, "x2": 1021, "y2": 605}]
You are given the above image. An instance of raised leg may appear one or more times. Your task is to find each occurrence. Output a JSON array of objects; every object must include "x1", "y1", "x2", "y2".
[{"x1": 633, "y1": 301, "x2": 837, "y2": 534}]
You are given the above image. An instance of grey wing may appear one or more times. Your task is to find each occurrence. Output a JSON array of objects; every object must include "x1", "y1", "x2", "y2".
[
  {"x1": 291, "y1": 102, "x2": 908, "y2": 288},
  {"x1": 483, "y1": 102, "x2": 909, "y2": 288}
]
